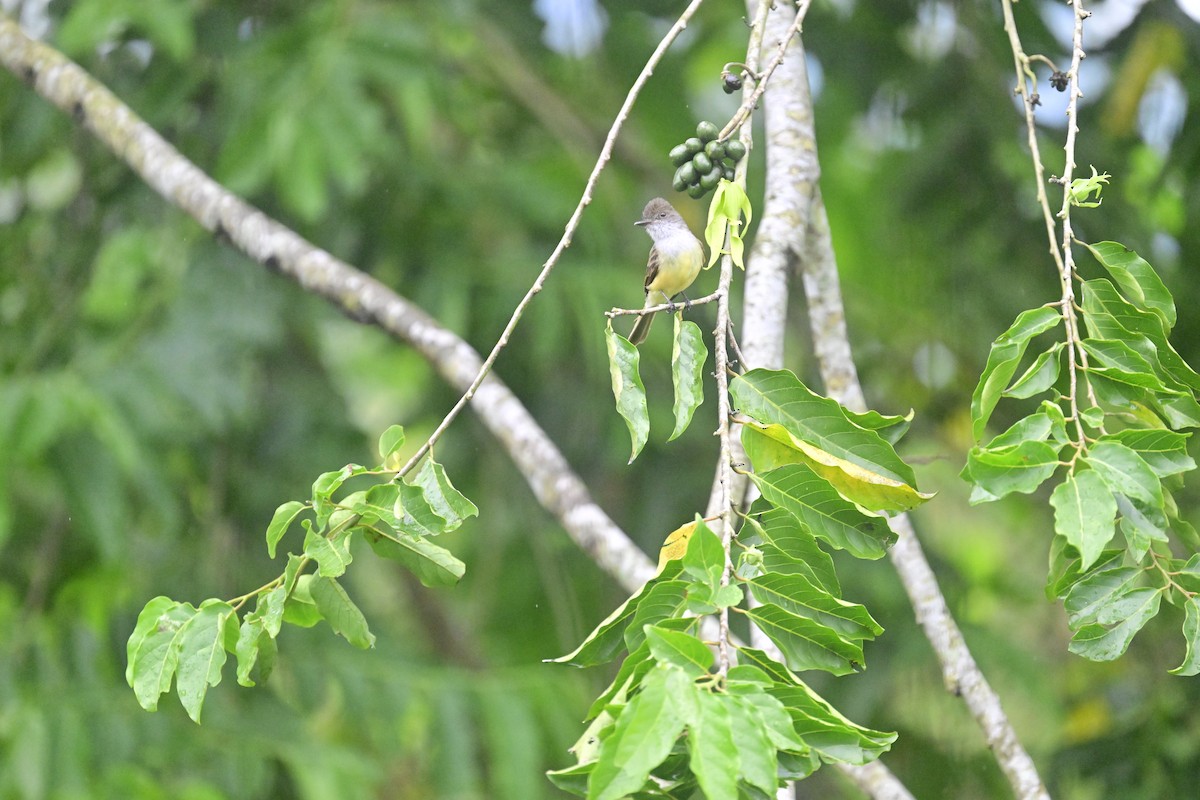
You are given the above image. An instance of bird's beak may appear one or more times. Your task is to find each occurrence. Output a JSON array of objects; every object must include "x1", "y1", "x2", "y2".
[{"x1": 634, "y1": 220, "x2": 648, "y2": 227}]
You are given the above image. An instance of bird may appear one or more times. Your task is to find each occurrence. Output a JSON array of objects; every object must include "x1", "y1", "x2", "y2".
[{"x1": 628, "y1": 197, "x2": 705, "y2": 345}]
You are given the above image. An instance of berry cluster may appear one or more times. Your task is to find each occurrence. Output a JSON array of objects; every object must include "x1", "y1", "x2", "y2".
[{"x1": 669, "y1": 121, "x2": 747, "y2": 199}]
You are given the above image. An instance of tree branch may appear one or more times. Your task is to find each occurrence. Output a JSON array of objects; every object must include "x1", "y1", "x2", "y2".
[
  {"x1": 728, "y1": 4, "x2": 914, "y2": 799},
  {"x1": 791, "y1": 66, "x2": 1053, "y2": 800},
  {"x1": 0, "y1": 13, "x2": 660, "y2": 596}
]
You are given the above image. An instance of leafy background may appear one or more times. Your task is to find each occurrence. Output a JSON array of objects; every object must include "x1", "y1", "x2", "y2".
[{"x1": 2, "y1": 0, "x2": 1199, "y2": 797}]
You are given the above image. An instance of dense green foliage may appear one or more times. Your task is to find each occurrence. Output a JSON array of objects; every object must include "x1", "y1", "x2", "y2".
[{"x1": 3, "y1": 0, "x2": 1200, "y2": 798}]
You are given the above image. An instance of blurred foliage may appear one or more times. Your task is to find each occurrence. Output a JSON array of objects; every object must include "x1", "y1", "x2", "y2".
[{"x1": 1, "y1": 0, "x2": 1200, "y2": 797}]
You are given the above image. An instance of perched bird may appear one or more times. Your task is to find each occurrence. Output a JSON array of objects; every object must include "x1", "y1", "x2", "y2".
[{"x1": 628, "y1": 197, "x2": 705, "y2": 345}]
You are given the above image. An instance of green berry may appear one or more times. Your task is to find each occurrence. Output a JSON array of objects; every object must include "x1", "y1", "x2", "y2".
[
  {"x1": 696, "y1": 121, "x2": 720, "y2": 142},
  {"x1": 725, "y1": 140, "x2": 747, "y2": 161},
  {"x1": 684, "y1": 137, "x2": 704, "y2": 155},
  {"x1": 704, "y1": 140, "x2": 726, "y2": 161},
  {"x1": 669, "y1": 143, "x2": 693, "y2": 167},
  {"x1": 691, "y1": 152, "x2": 712, "y2": 175},
  {"x1": 700, "y1": 165, "x2": 722, "y2": 190},
  {"x1": 687, "y1": 183, "x2": 708, "y2": 198},
  {"x1": 675, "y1": 162, "x2": 697, "y2": 188}
]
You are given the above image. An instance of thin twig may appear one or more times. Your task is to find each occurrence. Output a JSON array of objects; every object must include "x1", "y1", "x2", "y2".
[
  {"x1": 604, "y1": 290, "x2": 721, "y2": 319},
  {"x1": 397, "y1": 0, "x2": 709, "y2": 477},
  {"x1": 1000, "y1": 0, "x2": 1097, "y2": 456},
  {"x1": 711, "y1": 0, "x2": 779, "y2": 682},
  {"x1": 718, "y1": 0, "x2": 815, "y2": 142}
]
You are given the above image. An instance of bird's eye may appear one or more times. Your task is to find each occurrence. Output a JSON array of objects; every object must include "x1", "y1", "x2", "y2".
[{"x1": 659, "y1": 212, "x2": 667, "y2": 218}]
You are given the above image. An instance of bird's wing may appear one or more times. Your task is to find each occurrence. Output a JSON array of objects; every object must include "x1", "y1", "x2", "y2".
[{"x1": 643, "y1": 246, "x2": 660, "y2": 293}]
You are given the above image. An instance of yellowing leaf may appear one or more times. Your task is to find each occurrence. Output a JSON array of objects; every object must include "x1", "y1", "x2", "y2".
[
  {"x1": 658, "y1": 521, "x2": 699, "y2": 571},
  {"x1": 743, "y1": 422, "x2": 933, "y2": 513}
]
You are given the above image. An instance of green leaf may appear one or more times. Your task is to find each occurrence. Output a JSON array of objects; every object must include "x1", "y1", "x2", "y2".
[
  {"x1": 265, "y1": 500, "x2": 306, "y2": 559},
  {"x1": 962, "y1": 440, "x2": 1061, "y2": 503},
  {"x1": 733, "y1": 369, "x2": 927, "y2": 505},
  {"x1": 251, "y1": 585, "x2": 286, "y2": 638},
  {"x1": 735, "y1": 690, "x2": 807, "y2": 753},
  {"x1": 125, "y1": 597, "x2": 190, "y2": 711},
  {"x1": 742, "y1": 509, "x2": 839, "y2": 596},
  {"x1": 585, "y1": 640, "x2": 654, "y2": 721},
  {"x1": 312, "y1": 463, "x2": 369, "y2": 523},
  {"x1": 605, "y1": 321, "x2": 649, "y2": 464},
  {"x1": 668, "y1": 318, "x2": 707, "y2": 441},
  {"x1": 1063, "y1": 566, "x2": 1143, "y2": 627},
  {"x1": 1103, "y1": 429, "x2": 1195, "y2": 477},
  {"x1": 984, "y1": 412, "x2": 1056, "y2": 449},
  {"x1": 1003, "y1": 344, "x2": 1062, "y2": 399},
  {"x1": 1083, "y1": 441, "x2": 1162, "y2": 508},
  {"x1": 1068, "y1": 588, "x2": 1162, "y2": 661},
  {"x1": 745, "y1": 603, "x2": 865, "y2": 675},
  {"x1": 726, "y1": 694, "x2": 782, "y2": 795},
  {"x1": 546, "y1": 763, "x2": 593, "y2": 795},
  {"x1": 174, "y1": 600, "x2": 237, "y2": 724},
  {"x1": 303, "y1": 524, "x2": 354, "y2": 578},
  {"x1": 350, "y1": 482, "x2": 403, "y2": 528},
  {"x1": 1051, "y1": 470, "x2": 1118, "y2": 570},
  {"x1": 364, "y1": 527, "x2": 465, "y2": 587},
  {"x1": 742, "y1": 423, "x2": 933, "y2": 514},
  {"x1": 1083, "y1": 241, "x2": 1175, "y2": 329},
  {"x1": 624, "y1": 581, "x2": 690, "y2": 653},
  {"x1": 282, "y1": 575, "x2": 323, "y2": 628},
  {"x1": 550, "y1": 562, "x2": 683, "y2": 668},
  {"x1": 1081, "y1": 338, "x2": 1162, "y2": 387},
  {"x1": 746, "y1": 465, "x2": 895, "y2": 559},
  {"x1": 1169, "y1": 597, "x2": 1200, "y2": 676},
  {"x1": 410, "y1": 458, "x2": 479, "y2": 531},
  {"x1": 587, "y1": 666, "x2": 687, "y2": 800},
  {"x1": 682, "y1": 520, "x2": 724, "y2": 589},
  {"x1": 394, "y1": 481, "x2": 453, "y2": 537},
  {"x1": 687, "y1": 691, "x2": 739, "y2": 800},
  {"x1": 749, "y1": 572, "x2": 882, "y2": 641},
  {"x1": 644, "y1": 626, "x2": 712, "y2": 678},
  {"x1": 1115, "y1": 494, "x2": 1168, "y2": 560},
  {"x1": 705, "y1": 179, "x2": 752, "y2": 269},
  {"x1": 309, "y1": 576, "x2": 376, "y2": 649},
  {"x1": 841, "y1": 407, "x2": 913, "y2": 446},
  {"x1": 736, "y1": 648, "x2": 896, "y2": 764},
  {"x1": 234, "y1": 586, "x2": 285, "y2": 687},
  {"x1": 378, "y1": 424, "x2": 405, "y2": 461},
  {"x1": 234, "y1": 618, "x2": 267, "y2": 688},
  {"x1": 1081, "y1": 279, "x2": 1200, "y2": 393},
  {"x1": 970, "y1": 305, "x2": 1062, "y2": 440}
]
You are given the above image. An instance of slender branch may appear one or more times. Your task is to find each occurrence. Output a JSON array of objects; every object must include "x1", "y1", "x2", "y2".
[
  {"x1": 707, "y1": 1, "x2": 1048, "y2": 795},
  {"x1": 706, "y1": 0, "x2": 776, "y2": 523},
  {"x1": 707, "y1": 0, "x2": 779, "y2": 679},
  {"x1": 397, "y1": 0, "x2": 709, "y2": 477},
  {"x1": 796, "y1": 147, "x2": 1051, "y2": 800},
  {"x1": 718, "y1": 0, "x2": 815, "y2": 142},
  {"x1": 1000, "y1": 0, "x2": 1097, "y2": 455},
  {"x1": 604, "y1": 290, "x2": 721, "y2": 319}
]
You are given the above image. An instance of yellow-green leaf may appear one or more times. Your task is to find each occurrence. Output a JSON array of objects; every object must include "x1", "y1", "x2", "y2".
[
  {"x1": 605, "y1": 320, "x2": 648, "y2": 463},
  {"x1": 743, "y1": 423, "x2": 933, "y2": 513}
]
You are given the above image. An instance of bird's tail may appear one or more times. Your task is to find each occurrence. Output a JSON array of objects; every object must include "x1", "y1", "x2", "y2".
[{"x1": 629, "y1": 308, "x2": 655, "y2": 345}]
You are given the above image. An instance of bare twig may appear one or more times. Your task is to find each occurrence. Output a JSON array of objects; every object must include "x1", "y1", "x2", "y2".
[
  {"x1": 397, "y1": 0, "x2": 709, "y2": 477},
  {"x1": 604, "y1": 290, "x2": 721, "y2": 320},
  {"x1": 718, "y1": 0, "x2": 815, "y2": 142},
  {"x1": 1000, "y1": 0, "x2": 1097, "y2": 455}
]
